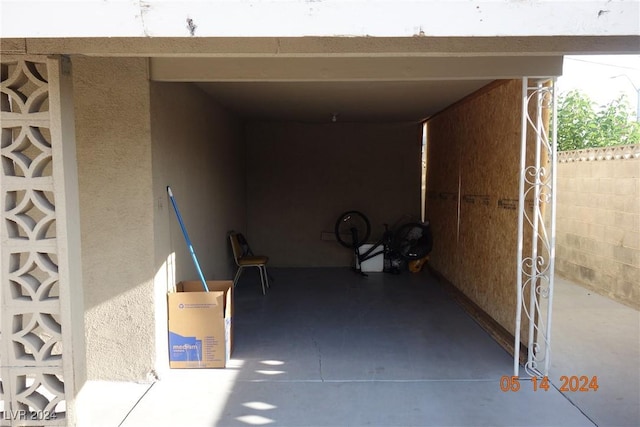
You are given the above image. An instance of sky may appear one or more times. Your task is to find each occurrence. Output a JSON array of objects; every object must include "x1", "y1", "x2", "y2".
[{"x1": 557, "y1": 55, "x2": 640, "y2": 111}]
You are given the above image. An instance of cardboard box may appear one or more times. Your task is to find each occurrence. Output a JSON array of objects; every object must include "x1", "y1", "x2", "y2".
[{"x1": 167, "y1": 280, "x2": 233, "y2": 368}]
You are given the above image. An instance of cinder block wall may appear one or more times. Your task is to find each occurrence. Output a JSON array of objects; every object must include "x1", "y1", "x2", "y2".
[{"x1": 556, "y1": 145, "x2": 640, "y2": 309}]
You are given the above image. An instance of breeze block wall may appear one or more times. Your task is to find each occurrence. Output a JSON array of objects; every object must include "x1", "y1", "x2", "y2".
[
  {"x1": 1, "y1": 55, "x2": 86, "y2": 426},
  {"x1": 556, "y1": 145, "x2": 640, "y2": 309}
]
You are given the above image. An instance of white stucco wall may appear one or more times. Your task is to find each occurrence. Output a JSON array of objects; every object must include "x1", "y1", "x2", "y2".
[
  {"x1": 150, "y1": 82, "x2": 247, "y2": 377},
  {"x1": 73, "y1": 61, "x2": 247, "y2": 381},
  {"x1": 150, "y1": 81, "x2": 246, "y2": 281},
  {"x1": 73, "y1": 57, "x2": 156, "y2": 381}
]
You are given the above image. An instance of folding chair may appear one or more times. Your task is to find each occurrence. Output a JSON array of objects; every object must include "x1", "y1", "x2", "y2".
[{"x1": 229, "y1": 232, "x2": 270, "y2": 295}]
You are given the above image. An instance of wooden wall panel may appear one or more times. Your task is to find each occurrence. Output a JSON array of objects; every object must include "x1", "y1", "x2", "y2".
[
  {"x1": 426, "y1": 80, "x2": 528, "y2": 339},
  {"x1": 425, "y1": 117, "x2": 461, "y2": 285}
]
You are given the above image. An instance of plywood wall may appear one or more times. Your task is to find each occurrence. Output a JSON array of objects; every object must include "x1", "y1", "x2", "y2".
[{"x1": 426, "y1": 79, "x2": 530, "y2": 340}]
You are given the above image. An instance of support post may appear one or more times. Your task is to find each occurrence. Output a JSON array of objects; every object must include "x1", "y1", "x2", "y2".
[
  {"x1": 1, "y1": 55, "x2": 85, "y2": 426},
  {"x1": 514, "y1": 77, "x2": 558, "y2": 378}
]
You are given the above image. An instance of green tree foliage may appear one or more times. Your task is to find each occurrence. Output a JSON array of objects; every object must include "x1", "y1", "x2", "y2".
[{"x1": 556, "y1": 90, "x2": 640, "y2": 151}]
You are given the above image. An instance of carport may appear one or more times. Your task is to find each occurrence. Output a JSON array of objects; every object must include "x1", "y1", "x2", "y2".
[
  {"x1": 2, "y1": 1, "x2": 639, "y2": 420},
  {"x1": 2, "y1": 45, "x2": 563, "y2": 423},
  {"x1": 147, "y1": 52, "x2": 561, "y2": 380}
]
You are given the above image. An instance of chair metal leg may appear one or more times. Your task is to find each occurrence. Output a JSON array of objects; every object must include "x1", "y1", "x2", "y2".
[
  {"x1": 262, "y1": 266, "x2": 270, "y2": 289},
  {"x1": 257, "y1": 266, "x2": 266, "y2": 295},
  {"x1": 233, "y1": 266, "x2": 244, "y2": 287},
  {"x1": 234, "y1": 264, "x2": 269, "y2": 295}
]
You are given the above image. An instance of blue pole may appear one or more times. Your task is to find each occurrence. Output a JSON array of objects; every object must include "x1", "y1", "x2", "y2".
[{"x1": 166, "y1": 186, "x2": 209, "y2": 292}]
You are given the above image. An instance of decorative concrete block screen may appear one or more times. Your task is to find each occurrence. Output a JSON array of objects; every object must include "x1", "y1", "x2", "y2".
[
  {"x1": 1, "y1": 57, "x2": 83, "y2": 426},
  {"x1": 556, "y1": 144, "x2": 640, "y2": 309}
]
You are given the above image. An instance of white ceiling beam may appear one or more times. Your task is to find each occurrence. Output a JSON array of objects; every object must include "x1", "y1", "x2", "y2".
[
  {"x1": 1, "y1": 1, "x2": 639, "y2": 38},
  {"x1": 2, "y1": 36, "x2": 637, "y2": 58}
]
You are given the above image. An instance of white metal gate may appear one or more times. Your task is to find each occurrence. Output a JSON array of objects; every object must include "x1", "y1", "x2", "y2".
[{"x1": 514, "y1": 77, "x2": 558, "y2": 378}]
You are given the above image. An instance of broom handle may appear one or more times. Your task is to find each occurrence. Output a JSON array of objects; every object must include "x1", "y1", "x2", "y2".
[{"x1": 167, "y1": 186, "x2": 209, "y2": 292}]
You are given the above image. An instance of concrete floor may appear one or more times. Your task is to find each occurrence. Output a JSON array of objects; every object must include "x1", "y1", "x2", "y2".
[
  {"x1": 551, "y1": 276, "x2": 640, "y2": 427},
  {"x1": 78, "y1": 268, "x2": 639, "y2": 427}
]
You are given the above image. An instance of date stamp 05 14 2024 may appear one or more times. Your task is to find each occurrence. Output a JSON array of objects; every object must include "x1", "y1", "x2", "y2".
[{"x1": 500, "y1": 375, "x2": 600, "y2": 393}]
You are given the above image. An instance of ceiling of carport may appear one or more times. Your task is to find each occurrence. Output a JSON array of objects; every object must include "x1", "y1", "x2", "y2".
[
  {"x1": 151, "y1": 55, "x2": 564, "y2": 123},
  {"x1": 196, "y1": 80, "x2": 492, "y2": 123}
]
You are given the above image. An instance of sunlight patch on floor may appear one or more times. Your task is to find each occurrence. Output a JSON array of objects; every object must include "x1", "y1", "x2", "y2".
[{"x1": 236, "y1": 414, "x2": 276, "y2": 425}]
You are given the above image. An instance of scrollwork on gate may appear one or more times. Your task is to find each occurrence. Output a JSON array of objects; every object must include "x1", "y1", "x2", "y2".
[{"x1": 514, "y1": 78, "x2": 558, "y2": 378}]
